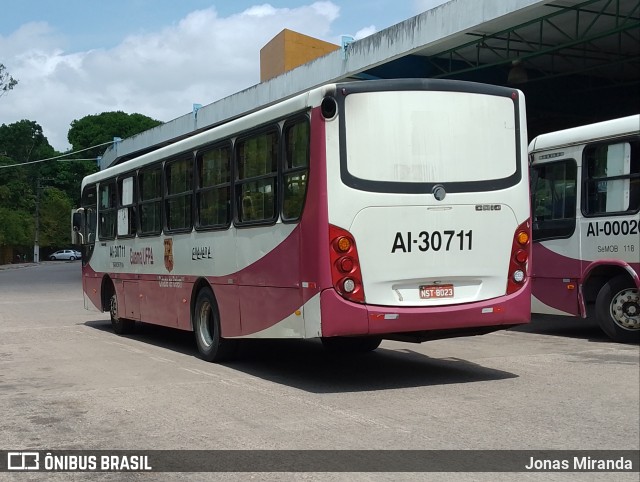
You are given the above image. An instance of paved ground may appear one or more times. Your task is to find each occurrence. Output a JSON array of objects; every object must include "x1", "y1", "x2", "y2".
[{"x1": 0, "y1": 261, "x2": 638, "y2": 481}]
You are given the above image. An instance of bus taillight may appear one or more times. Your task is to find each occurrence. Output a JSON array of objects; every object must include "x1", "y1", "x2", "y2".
[
  {"x1": 507, "y1": 220, "x2": 531, "y2": 294},
  {"x1": 329, "y1": 225, "x2": 365, "y2": 303}
]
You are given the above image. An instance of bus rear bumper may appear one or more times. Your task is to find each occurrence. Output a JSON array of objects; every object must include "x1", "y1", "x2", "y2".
[{"x1": 319, "y1": 283, "x2": 531, "y2": 338}]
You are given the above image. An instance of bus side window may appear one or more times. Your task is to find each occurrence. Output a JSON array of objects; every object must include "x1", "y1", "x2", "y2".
[
  {"x1": 118, "y1": 175, "x2": 137, "y2": 237},
  {"x1": 235, "y1": 129, "x2": 278, "y2": 225},
  {"x1": 98, "y1": 181, "x2": 117, "y2": 240},
  {"x1": 81, "y1": 185, "x2": 98, "y2": 244},
  {"x1": 196, "y1": 143, "x2": 231, "y2": 229},
  {"x1": 531, "y1": 159, "x2": 577, "y2": 241},
  {"x1": 139, "y1": 166, "x2": 163, "y2": 235},
  {"x1": 87, "y1": 208, "x2": 96, "y2": 243},
  {"x1": 584, "y1": 141, "x2": 638, "y2": 215},
  {"x1": 282, "y1": 118, "x2": 310, "y2": 222}
]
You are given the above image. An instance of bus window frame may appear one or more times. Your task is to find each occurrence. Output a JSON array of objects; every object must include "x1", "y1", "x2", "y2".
[
  {"x1": 530, "y1": 158, "x2": 578, "y2": 242},
  {"x1": 580, "y1": 137, "x2": 640, "y2": 219}
]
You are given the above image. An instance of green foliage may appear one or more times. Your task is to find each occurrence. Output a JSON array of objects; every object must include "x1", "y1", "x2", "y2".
[
  {"x1": 0, "y1": 207, "x2": 32, "y2": 246},
  {"x1": 0, "y1": 119, "x2": 55, "y2": 165},
  {"x1": 68, "y1": 111, "x2": 162, "y2": 159},
  {"x1": 0, "y1": 63, "x2": 18, "y2": 98},
  {"x1": 0, "y1": 112, "x2": 160, "y2": 253},
  {"x1": 39, "y1": 188, "x2": 73, "y2": 246}
]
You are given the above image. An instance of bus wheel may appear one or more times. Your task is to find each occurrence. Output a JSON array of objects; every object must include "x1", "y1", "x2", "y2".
[
  {"x1": 109, "y1": 292, "x2": 135, "y2": 335},
  {"x1": 321, "y1": 336, "x2": 382, "y2": 353},
  {"x1": 595, "y1": 275, "x2": 640, "y2": 343},
  {"x1": 194, "y1": 288, "x2": 237, "y2": 362}
]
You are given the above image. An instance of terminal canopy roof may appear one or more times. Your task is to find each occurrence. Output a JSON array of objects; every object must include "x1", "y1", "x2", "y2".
[{"x1": 102, "y1": 0, "x2": 639, "y2": 168}]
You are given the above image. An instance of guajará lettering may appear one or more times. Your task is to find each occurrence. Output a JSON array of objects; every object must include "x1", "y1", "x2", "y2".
[{"x1": 130, "y1": 247, "x2": 154, "y2": 265}]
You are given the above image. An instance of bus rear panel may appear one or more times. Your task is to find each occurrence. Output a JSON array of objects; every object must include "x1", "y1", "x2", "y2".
[{"x1": 318, "y1": 80, "x2": 531, "y2": 341}]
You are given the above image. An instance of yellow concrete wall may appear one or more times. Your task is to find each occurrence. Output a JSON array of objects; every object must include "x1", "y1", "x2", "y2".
[{"x1": 260, "y1": 29, "x2": 339, "y2": 82}]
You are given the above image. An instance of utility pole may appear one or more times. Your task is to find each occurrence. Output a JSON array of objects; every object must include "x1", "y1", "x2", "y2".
[
  {"x1": 34, "y1": 178, "x2": 41, "y2": 263},
  {"x1": 33, "y1": 177, "x2": 53, "y2": 263}
]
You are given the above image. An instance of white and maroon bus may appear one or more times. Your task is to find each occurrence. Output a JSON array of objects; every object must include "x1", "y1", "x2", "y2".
[
  {"x1": 73, "y1": 79, "x2": 531, "y2": 361},
  {"x1": 529, "y1": 115, "x2": 640, "y2": 343}
]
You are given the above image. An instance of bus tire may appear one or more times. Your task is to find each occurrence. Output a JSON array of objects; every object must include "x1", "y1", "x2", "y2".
[
  {"x1": 595, "y1": 275, "x2": 640, "y2": 343},
  {"x1": 194, "y1": 288, "x2": 237, "y2": 362},
  {"x1": 321, "y1": 336, "x2": 382, "y2": 353},
  {"x1": 109, "y1": 292, "x2": 135, "y2": 335}
]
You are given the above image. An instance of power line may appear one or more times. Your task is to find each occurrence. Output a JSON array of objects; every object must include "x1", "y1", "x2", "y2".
[{"x1": 0, "y1": 141, "x2": 114, "y2": 169}]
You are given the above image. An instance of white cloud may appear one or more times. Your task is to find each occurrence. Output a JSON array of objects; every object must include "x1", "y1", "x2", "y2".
[
  {"x1": 0, "y1": 2, "x2": 344, "y2": 152},
  {"x1": 354, "y1": 26, "x2": 377, "y2": 40}
]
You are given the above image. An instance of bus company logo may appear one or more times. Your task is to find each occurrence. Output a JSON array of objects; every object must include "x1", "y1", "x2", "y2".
[
  {"x1": 164, "y1": 238, "x2": 174, "y2": 272},
  {"x1": 475, "y1": 204, "x2": 501, "y2": 211},
  {"x1": 7, "y1": 452, "x2": 39, "y2": 471}
]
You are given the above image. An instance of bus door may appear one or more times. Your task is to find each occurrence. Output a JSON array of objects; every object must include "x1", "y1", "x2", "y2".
[{"x1": 530, "y1": 153, "x2": 582, "y2": 316}]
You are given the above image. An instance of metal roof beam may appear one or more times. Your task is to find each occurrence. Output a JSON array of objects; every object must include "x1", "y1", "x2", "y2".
[{"x1": 427, "y1": 0, "x2": 639, "y2": 79}]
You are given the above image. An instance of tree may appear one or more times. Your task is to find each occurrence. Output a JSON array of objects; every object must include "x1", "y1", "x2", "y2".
[
  {"x1": 0, "y1": 120, "x2": 60, "y2": 254},
  {"x1": 0, "y1": 111, "x2": 163, "y2": 261},
  {"x1": 0, "y1": 64, "x2": 18, "y2": 98},
  {"x1": 65, "y1": 112, "x2": 162, "y2": 206},
  {"x1": 39, "y1": 188, "x2": 73, "y2": 247},
  {"x1": 0, "y1": 207, "x2": 32, "y2": 247},
  {"x1": 0, "y1": 120, "x2": 55, "y2": 166},
  {"x1": 68, "y1": 111, "x2": 162, "y2": 160}
]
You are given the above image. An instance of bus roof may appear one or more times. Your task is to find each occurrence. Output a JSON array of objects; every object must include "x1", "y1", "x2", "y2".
[
  {"x1": 528, "y1": 114, "x2": 640, "y2": 153},
  {"x1": 82, "y1": 84, "x2": 330, "y2": 190}
]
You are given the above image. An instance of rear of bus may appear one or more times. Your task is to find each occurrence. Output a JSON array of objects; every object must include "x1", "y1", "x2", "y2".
[{"x1": 319, "y1": 79, "x2": 530, "y2": 341}]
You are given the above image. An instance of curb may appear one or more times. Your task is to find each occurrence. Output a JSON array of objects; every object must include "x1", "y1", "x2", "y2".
[{"x1": 0, "y1": 262, "x2": 42, "y2": 271}]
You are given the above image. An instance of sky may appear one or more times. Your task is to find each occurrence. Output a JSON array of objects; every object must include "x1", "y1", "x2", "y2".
[{"x1": 0, "y1": 1, "x2": 448, "y2": 152}]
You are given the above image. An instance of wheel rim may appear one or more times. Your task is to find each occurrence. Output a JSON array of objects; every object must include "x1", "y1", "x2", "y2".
[
  {"x1": 110, "y1": 295, "x2": 118, "y2": 321},
  {"x1": 610, "y1": 288, "x2": 640, "y2": 331},
  {"x1": 197, "y1": 300, "x2": 214, "y2": 348}
]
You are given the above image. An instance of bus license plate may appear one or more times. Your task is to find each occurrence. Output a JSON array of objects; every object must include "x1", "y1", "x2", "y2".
[{"x1": 420, "y1": 284, "x2": 454, "y2": 299}]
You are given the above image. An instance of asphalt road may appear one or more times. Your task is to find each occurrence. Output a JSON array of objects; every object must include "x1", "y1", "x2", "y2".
[{"x1": 0, "y1": 262, "x2": 638, "y2": 481}]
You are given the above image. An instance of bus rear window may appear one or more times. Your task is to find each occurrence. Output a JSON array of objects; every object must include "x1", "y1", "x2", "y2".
[{"x1": 343, "y1": 90, "x2": 517, "y2": 187}]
